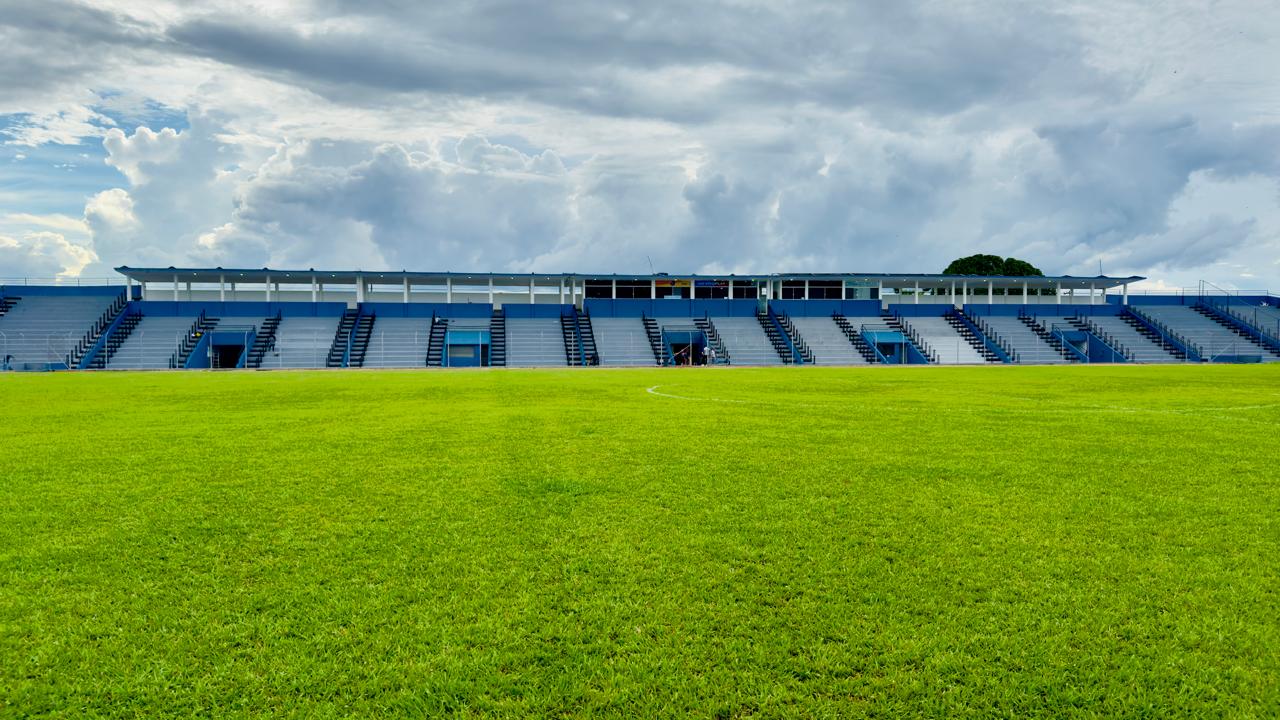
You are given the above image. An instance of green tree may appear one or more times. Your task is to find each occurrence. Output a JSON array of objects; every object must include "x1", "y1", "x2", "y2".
[
  {"x1": 942, "y1": 254, "x2": 1006, "y2": 276},
  {"x1": 1000, "y1": 258, "x2": 1044, "y2": 277},
  {"x1": 943, "y1": 254, "x2": 1047, "y2": 294}
]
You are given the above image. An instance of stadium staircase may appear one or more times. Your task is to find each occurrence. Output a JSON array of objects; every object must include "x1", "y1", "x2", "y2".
[
  {"x1": 642, "y1": 315, "x2": 671, "y2": 365},
  {"x1": 489, "y1": 309, "x2": 506, "y2": 367},
  {"x1": 86, "y1": 308, "x2": 141, "y2": 366},
  {"x1": 560, "y1": 312, "x2": 581, "y2": 365},
  {"x1": 1199, "y1": 299, "x2": 1280, "y2": 347},
  {"x1": 169, "y1": 312, "x2": 219, "y2": 368},
  {"x1": 67, "y1": 293, "x2": 128, "y2": 368},
  {"x1": 1018, "y1": 312, "x2": 1080, "y2": 362},
  {"x1": 1124, "y1": 307, "x2": 1203, "y2": 361},
  {"x1": 575, "y1": 308, "x2": 598, "y2": 365},
  {"x1": 560, "y1": 307, "x2": 598, "y2": 366},
  {"x1": 962, "y1": 311, "x2": 1019, "y2": 362},
  {"x1": 831, "y1": 314, "x2": 879, "y2": 362},
  {"x1": 425, "y1": 317, "x2": 447, "y2": 367},
  {"x1": 1193, "y1": 303, "x2": 1280, "y2": 358},
  {"x1": 326, "y1": 309, "x2": 358, "y2": 367},
  {"x1": 1110, "y1": 311, "x2": 1186, "y2": 361},
  {"x1": 347, "y1": 312, "x2": 375, "y2": 367},
  {"x1": 774, "y1": 311, "x2": 814, "y2": 364},
  {"x1": 245, "y1": 311, "x2": 282, "y2": 369},
  {"x1": 755, "y1": 309, "x2": 794, "y2": 363},
  {"x1": 882, "y1": 311, "x2": 936, "y2": 363},
  {"x1": 87, "y1": 310, "x2": 143, "y2": 369},
  {"x1": 693, "y1": 316, "x2": 730, "y2": 364},
  {"x1": 1055, "y1": 316, "x2": 1129, "y2": 362},
  {"x1": 943, "y1": 309, "x2": 1002, "y2": 363}
]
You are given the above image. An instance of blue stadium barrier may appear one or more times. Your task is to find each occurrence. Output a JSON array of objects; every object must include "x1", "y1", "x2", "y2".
[
  {"x1": 502, "y1": 304, "x2": 572, "y2": 319},
  {"x1": 887, "y1": 303, "x2": 951, "y2": 317},
  {"x1": 585, "y1": 299, "x2": 757, "y2": 318},
  {"x1": 133, "y1": 301, "x2": 348, "y2": 317},
  {"x1": 964, "y1": 303, "x2": 1123, "y2": 317},
  {"x1": 363, "y1": 302, "x2": 493, "y2": 319},
  {"x1": 0, "y1": 284, "x2": 121, "y2": 297},
  {"x1": 770, "y1": 300, "x2": 881, "y2": 317}
]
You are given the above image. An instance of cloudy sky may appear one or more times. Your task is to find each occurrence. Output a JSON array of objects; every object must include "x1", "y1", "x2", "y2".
[{"x1": 1, "y1": 0, "x2": 1278, "y2": 291}]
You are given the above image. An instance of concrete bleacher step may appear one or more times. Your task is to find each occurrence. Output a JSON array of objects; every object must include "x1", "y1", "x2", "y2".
[
  {"x1": 507, "y1": 317, "x2": 567, "y2": 367},
  {"x1": 0, "y1": 294, "x2": 121, "y2": 368},
  {"x1": 258, "y1": 316, "x2": 341, "y2": 369},
  {"x1": 790, "y1": 316, "x2": 864, "y2": 364},
  {"x1": 593, "y1": 317, "x2": 658, "y2": 366},
  {"x1": 899, "y1": 315, "x2": 989, "y2": 364},
  {"x1": 1136, "y1": 305, "x2": 1280, "y2": 362},
  {"x1": 711, "y1": 316, "x2": 784, "y2": 365}
]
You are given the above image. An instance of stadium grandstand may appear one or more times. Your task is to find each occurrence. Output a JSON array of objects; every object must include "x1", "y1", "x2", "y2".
[{"x1": 1, "y1": 267, "x2": 1277, "y2": 370}]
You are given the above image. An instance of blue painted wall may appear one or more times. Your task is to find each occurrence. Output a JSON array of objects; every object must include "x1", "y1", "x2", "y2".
[
  {"x1": 503, "y1": 304, "x2": 572, "y2": 319},
  {"x1": 771, "y1": 299, "x2": 881, "y2": 317},
  {"x1": 132, "y1": 301, "x2": 347, "y2": 317},
  {"x1": 888, "y1": 303, "x2": 950, "y2": 317},
  {"x1": 364, "y1": 302, "x2": 493, "y2": 319},
  {"x1": 585, "y1": 299, "x2": 758, "y2": 317},
  {"x1": 1125, "y1": 295, "x2": 1190, "y2": 306},
  {"x1": 0, "y1": 284, "x2": 123, "y2": 297},
  {"x1": 964, "y1": 303, "x2": 1123, "y2": 317}
]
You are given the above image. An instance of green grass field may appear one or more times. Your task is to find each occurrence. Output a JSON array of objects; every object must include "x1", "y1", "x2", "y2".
[{"x1": 2, "y1": 366, "x2": 1278, "y2": 717}]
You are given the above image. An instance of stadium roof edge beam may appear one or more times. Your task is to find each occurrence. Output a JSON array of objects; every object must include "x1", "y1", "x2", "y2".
[{"x1": 113, "y1": 266, "x2": 1144, "y2": 291}]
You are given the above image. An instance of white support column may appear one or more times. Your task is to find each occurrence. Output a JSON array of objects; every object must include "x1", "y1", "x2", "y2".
[
  {"x1": 265, "y1": 275, "x2": 272, "y2": 303},
  {"x1": 185, "y1": 281, "x2": 192, "y2": 301},
  {"x1": 987, "y1": 280, "x2": 993, "y2": 305},
  {"x1": 488, "y1": 277, "x2": 494, "y2": 304},
  {"x1": 1022, "y1": 280, "x2": 1028, "y2": 305},
  {"x1": 651, "y1": 279, "x2": 656, "y2": 299},
  {"x1": 173, "y1": 274, "x2": 179, "y2": 301},
  {"x1": 804, "y1": 279, "x2": 810, "y2": 300},
  {"x1": 1090, "y1": 282, "x2": 1097, "y2": 305},
  {"x1": 140, "y1": 281, "x2": 147, "y2": 300},
  {"x1": 877, "y1": 280, "x2": 883, "y2": 301},
  {"x1": 229, "y1": 282, "x2": 235, "y2": 301},
  {"x1": 311, "y1": 278, "x2": 318, "y2": 302},
  {"x1": 914, "y1": 280, "x2": 920, "y2": 305},
  {"x1": 219, "y1": 274, "x2": 225, "y2": 302},
  {"x1": 314, "y1": 282, "x2": 321, "y2": 302},
  {"x1": 950, "y1": 281, "x2": 956, "y2": 308},
  {"x1": 962, "y1": 281, "x2": 968, "y2": 307},
  {"x1": 728, "y1": 279, "x2": 735, "y2": 299},
  {"x1": 355, "y1": 275, "x2": 365, "y2": 304},
  {"x1": 612, "y1": 278, "x2": 617, "y2": 300},
  {"x1": 1056, "y1": 281, "x2": 1061, "y2": 305},
  {"x1": 559, "y1": 279, "x2": 566, "y2": 304},
  {"x1": 529, "y1": 277, "x2": 536, "y2": 304},
  {"x1": 446, "y1": 277, "x2": 453, "y2": 304},
  {"x1": 403, "y1": 277, "x2": 410, "y2": 303},
  {"x1": 1122, "y1": 283, "x2": 1129, "y2": 305}
]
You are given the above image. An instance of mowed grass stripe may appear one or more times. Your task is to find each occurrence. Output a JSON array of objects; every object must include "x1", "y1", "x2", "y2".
[{"x1": 0, "y1": 366, "x2": 1277, "y2": 717}]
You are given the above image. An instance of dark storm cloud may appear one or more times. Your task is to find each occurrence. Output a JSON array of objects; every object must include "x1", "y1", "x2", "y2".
[
  {"x1": 0, "y1": 1, "x2": 159, "y2": 98},
  {"x1": 158, "y1": 0, "x2": 1110, "y2": 121},
  {"x1": 2, "y1": 0, "x2": 1278, "y2": 288}
]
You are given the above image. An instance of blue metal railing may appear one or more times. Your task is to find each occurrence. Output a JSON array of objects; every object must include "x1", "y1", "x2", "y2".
[
  {"x1": 949, "y1": 309, "x2": 1013, "y2": 363},
  {"x1": 1125, "y1": 306, "x2": 1201, "y2": 362}
]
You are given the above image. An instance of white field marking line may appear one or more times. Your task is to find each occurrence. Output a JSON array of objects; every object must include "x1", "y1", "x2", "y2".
[
  {"x1": 645, "y1": 385, "x2": 752, "y2": 404},
  {"x1": 645, "y1": 384, "x2": 833, "y2": 409}
]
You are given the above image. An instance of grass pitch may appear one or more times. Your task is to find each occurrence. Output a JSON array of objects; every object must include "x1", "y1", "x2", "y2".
[{"x1": 2, "y1": 365, "x2": 1278, "y2": 717}]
